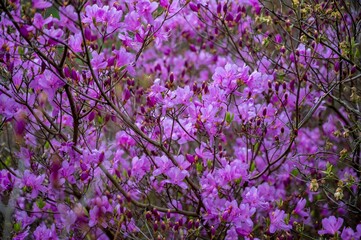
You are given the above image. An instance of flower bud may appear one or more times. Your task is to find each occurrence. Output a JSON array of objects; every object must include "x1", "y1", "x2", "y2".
[
  {"x1": 221, "y1": 210, "x2": 229, "y2": 221},
  {"x1": 334, "y1": 187, "x2": 343, "y2": 200},
  {"x1": 153, "y1": 221, "x2": 158, "y2": 231},
  {"x1": 275, "y1": 82, "x2": 280, "y2": 92},
  {"x1": 186, "y1": 154, "x2": 196, "y2": 164},
  {"x1": 161, "y1": 221, "x2": 166, "y2": 230},
  {"x1": 256, "y1": 118, "x2": 261, "y2": 126},
  {"x1": 309, "y1": 179, "x2": 319, "y2": 192},
  {"x1": 262, "y1": 108, "x2": 267, "y2": 116},
  {"x1": 126, "y1": 210, "x2": 132, "y2": 219},
  {"x1": 189, "y1": 2, "x2": 199, "y2": 12},
  {"x1": 152, "y1": 208, "x2": 158, "y2": 216},
  {"x1": 146, "y1": 211, "x2": 152, "y2": 220},
  {"x1": 173, "y1": 222, "x2": 179, "y2": 231},
  {"x1": 187, "y1": 219, "x2": 194, "y2": 229},
  {"x1": 64, "y1": 67, "x2": 71, "y2": 78},
  {"x1": 223, "y1": 3, "x2": 228, "y2": 14},
  {"x1": 268, "y1": 80, "x2": 272, "y2": 89},
  {"x1": 289, "y1": 53, "x2": 295, "y2": 62},
  {"x1": 211, "y1": 226, "x2": 216, "y2": 236},
  {"x1": 225, "y1": 13, "x2": 234, "y2": 22},
  {"x1": 351, "y1": 65, "x2": 356, "y2": 74},
  {"x1": 217, "y1": 3, "x2": 221, "y2": 14},
  {"x1": 80, "y1": 171, "x2": 89, "y2": 181},
  {"x1": 169, "y1": 72, "x2": 174, "y2": 82},
  {"x1": 235, "y1": 13, "x2": 241, "y2": 22},
  {"x1": 195, "y1": 219, "x2": 200, "y2": 228}
]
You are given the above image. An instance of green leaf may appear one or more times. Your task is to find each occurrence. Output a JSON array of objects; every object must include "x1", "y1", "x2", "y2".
[
  {"x1": 14, "y1": 222, "x2": 21, "y2": 233},
  {"x1": 196, "y1": 162, "x2": 203, "y2": 173},
  {"x1": 291, "y1": 168, "x2": 299, "y2": 176},
  {"x1": 207, "y1": 160, "x2": 212, "y2": 169},
  {"x1": 45, "y1": 6, "x2": 60, "y2": 19},
  {"x1": 284, "y1": 214, "x2": 290, "y2": 224},
  {"x1": 235, "y1": 177, "x2": 242, "y2": 184},
  {"x1": 36, "y1": 198, "x2": 46, "y2": 209},
  {"x1": 97, "y1": 115, "x2": 104, "y2": 125},
  {"x1": 5, "y1": 156, "x2": 11, "y2": 166},
  {"x1": 225, "y1": 112, "x2": 234, "y2": 124},
  {"x1": 253, "y1": 142, "x2": 259, "y2": 152},
  {"x1": 123, "y1": 169, "x2": 129, "y2": 178},
  {"x1": 322, "y1": 162, "x2": 333, "y2": 176},
  {"x1": 250, "y1": 162, "x2": 256, "y2": 172},
  {"x1": 18, "y1": 47, "x2": 24, "y2": 56}
]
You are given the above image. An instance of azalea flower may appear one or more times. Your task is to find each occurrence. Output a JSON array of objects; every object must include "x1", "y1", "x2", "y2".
[
  {"x1": 269, "y1": 209, "x2": 292, "y2": 233},
  {"x1": 164, "y1": 167, "x2": 189, "y2": 189},
  {"x1": 293, "y1": 198, "x2": 309, "y2": 218},
  {"x1": 318, "y1": 216, "x2": 344, "y2": 236},
  {"x1": 341, "y1": 227, "x2": 355, "y2": 240},
  {"x1": 91, "y1": 51, "x2": 108, "y2": 70},
  {"x1": 32, "y1": 0, "x2": 51, "y2": 9}
]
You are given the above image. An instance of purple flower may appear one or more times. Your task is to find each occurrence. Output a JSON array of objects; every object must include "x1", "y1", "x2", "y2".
[
  {"x1": 218, "y1": 160, "x2": 248, "y2": 185},
  {"x1": 355, "y1": 224, "x2": 361, "y2": 239},
  {"x1": 242, "y1": 186, "x2": 268, "y2": 209},
  {"x1": 59, "y1": 5, "x2": 78, "y2": 33},
  {"x1": 212, "y1": 63, "x2": 240, "y2": 91},
  {"x1": 164, "y1": 167, "x2": 189, "y2": 189},
  {"x1": 58, "y1": 204, "x2": 77, "y2": 231},
  {"x1": 31, "y1": 70, "x2": 65, "y2": 101},
  {"x1": 269, "y1": 209, "x2": 292, "y2": 233},
  {"x1": 293, "y1": 198, "x2": 309, "y2": 218},
  {"x1": 21, "y1": 170, "x2": 46, "y2": 198},
  {"x1": 137, "y1": 0, "x2": 158, "y2": 23},
  {"x1": 341, "y1": 227, "x2": 355, "y2": 240},
  {"x1": 13, "y1": 227, "x2": 30, "y2": 240},
  {"x1": 33, "y1": 223, "x2": 58, "y2": 240},
  {"x1": 153, "y1": 155, "x2": 173, "y2": 176},
  {"x1": 38, "y1": 28, "x2": 64, "y2": 46},
  {"x1": 91, "y1": 51, "x2": 108, "y2": 70},
  {"x1": 169, "y1": 86, "x2": 193, "y2": 106},
  {"x1": 115, "y1": 47, "x2": 135, "y2": 70},
  {"x1": 32, "y1": 0, "x2": 52, "y2": 9},
  {"x1": 68, "y1": 33, "x2": 82, "y2": 53},
  {"x1": 274, "y1": 34, "x2": 282, "y2": 44},
  {"x1": 318, "y1": 216, "x2": 344, "y2": 236},
  {"x1": 32, "y1": 13, "x2": 53, "y2": 29},
  {"x1": 89, "y1": 205, "x2": 101, "y2": 227},
  {"x1": 123, "y1": 11, "x2": 141, "y2": 32},
  {"x1": 59, "y1": 161, "x2": 75, "y2": 184},
  {"x1": 234, "y1": 203, "x2": 256, "y2": 236},
  {"x1": 0, "y1": 94, "x2": 17, "y2": 119},
  {"x1": 131, "y1": 155, "x2": 150, "y2": 180},
  {"x1": 0, "y1": 169, "x2": 13, "y2": 191}
]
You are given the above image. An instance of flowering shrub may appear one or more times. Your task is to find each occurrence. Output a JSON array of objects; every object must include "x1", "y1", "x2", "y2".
[{"x1": 0, "y1": 0, "x2": 360, "y2": 239}]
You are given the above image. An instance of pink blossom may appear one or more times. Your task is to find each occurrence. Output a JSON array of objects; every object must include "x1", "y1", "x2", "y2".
[
  {"x1": 164, "y1": 167, "x2": 189, "y2": 189},
  {"x1": 318, "y1": 216, "x2": 344, "y2": 236},
  {"x1": 91, "y1": 51, "x2": 108, "y2": 70},
  {"x1": 32, "y1": 0, "x2": 51, "y2": 9},
  {"x1": 293, "y1": 198, "x2": 309, "y2": 219},
  {"x1": 269, "y1": 209, "x2": 292, "y2": 233},
  {"x1": 68, "y1": 33, "x2": 82, "y2": 53}
]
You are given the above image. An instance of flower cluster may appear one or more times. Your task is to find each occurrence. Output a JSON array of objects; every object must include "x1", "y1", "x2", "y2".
[{"x1": 0, "y1": 0, "x2": 360, "y2": 239}]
